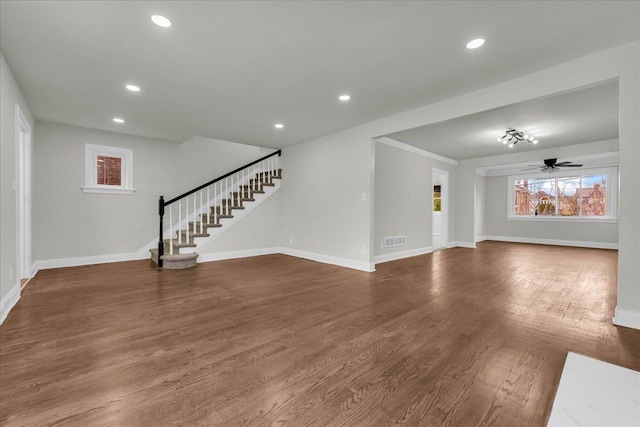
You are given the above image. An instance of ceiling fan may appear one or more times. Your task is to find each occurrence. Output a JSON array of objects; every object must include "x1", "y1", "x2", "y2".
[{"x1": 523, "y1": 158, "x2": 583, "y2": 172}]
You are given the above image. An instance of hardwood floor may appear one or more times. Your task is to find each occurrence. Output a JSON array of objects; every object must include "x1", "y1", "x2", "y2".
[{"x1": 1, "y1": 242, "x2": 638, "y2": 426}]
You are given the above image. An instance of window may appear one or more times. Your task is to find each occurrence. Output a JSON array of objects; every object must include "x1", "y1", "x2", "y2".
[
  {"x1": 83, "y1": 144, "x2": 135, "y2": 194},
  {"x1": 508, "y1": 167, "x2": 616, "y2": 221},
  {"x1": 97, "y1": 156, "x2": 122, "y2": 186}
]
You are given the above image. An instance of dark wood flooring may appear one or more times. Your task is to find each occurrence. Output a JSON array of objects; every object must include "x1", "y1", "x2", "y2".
[{"x1": 1, "y1": 242, "x2": 639, "y2": 426}]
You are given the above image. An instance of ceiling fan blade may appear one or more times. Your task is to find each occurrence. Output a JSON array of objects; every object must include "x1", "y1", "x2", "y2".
[
  {"x1": 555, "y1": 161, "x2": 573, "y2": 166},
  {"x1": 557, "y1": 164, "x2": 583, "y2": 167}
]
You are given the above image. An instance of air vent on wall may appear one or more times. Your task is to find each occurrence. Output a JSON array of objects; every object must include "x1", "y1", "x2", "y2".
[{"x1": 384, "y1": 236, "x2": 406, "y2": 248}]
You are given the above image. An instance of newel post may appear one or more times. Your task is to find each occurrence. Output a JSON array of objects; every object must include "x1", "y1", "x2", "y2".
[{"x1": 158, "y1": 196, "x2": 165, "y2": 268}]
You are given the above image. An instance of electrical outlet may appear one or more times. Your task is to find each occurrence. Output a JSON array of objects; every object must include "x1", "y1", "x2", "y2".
[
  {"x1": 9, "y1": 267, "x2": 13, "y2": 280},
  {"x1": 361, "y1": 192, "x2": 367, "y2": 201},
  {"x1": 361, "y1": 246, "x2": 366, "y2": 254},
  {"x1": 289, "y1": 238, "x2": 293, "y2": 244}
]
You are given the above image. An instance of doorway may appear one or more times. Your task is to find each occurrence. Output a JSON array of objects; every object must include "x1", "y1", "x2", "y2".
[
  {"x1": 432, "y1": 169, "x2": 448, "y2": 250},
  {"x1": 16, "y1": 105, "x2": 32, "y2": 287}
]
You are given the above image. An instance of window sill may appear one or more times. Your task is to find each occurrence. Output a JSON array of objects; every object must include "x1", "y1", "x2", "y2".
[
  {"x1": 507, "y1": 216, "x2": 617, "y2": 223},
  {"x1": 82, "y1": 186, "x2": 136, "y2": 195}
]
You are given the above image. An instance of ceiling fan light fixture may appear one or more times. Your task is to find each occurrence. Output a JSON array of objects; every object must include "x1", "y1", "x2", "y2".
[{"x1": 533, "y1": 140, "x2": 539, "y2": 144}]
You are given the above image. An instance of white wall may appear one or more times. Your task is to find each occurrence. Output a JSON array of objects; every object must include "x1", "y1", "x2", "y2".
[
  {"x1": 485, "y1": 175, "x2": 617, "y2": 246},
  {"x1": 374, "y1": 141, "x2": 456, "y2": 259},
  {"x1": 32, "y1": 122, "x2": 278, "y2": 263},
  {"x1": 280, "y1": 128, "x2": 374, "y2": 271},
  {"x1": 474, "y1": 175, "x2": 486, "y2": 241},
  {"x1": 0, "y1": 51, "x2": 35, "y2": 320}
]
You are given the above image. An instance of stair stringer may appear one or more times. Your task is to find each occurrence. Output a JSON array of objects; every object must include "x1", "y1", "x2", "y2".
[{"x1": 188, "y1": 179, "x2": 280, "y2": 256}]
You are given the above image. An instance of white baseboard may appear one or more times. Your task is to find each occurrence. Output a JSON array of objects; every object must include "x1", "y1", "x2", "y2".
[
  {"x1": 279, "y1": 247, "x2": 375, "y2": 272},
  {"x1": 475, "y1": 235, "x2": 488, "y2": 243},
  {"x1": 454, "y1": 241, "x2": 476, "y2": 249},
  {"x1": 613, "y1": 307, "x2": 640, "y2": 331},
  {"x1": 33, "y1": 251, "x2": 144, "y2": 271},
  {"x1": 483, "y1": 235, "x2": 618, "y2": 250},
  {"x1": 197, "y1": 247, "x2": 280, "y2": 263},
  {"x1": 32, "y1": 247, "x2": 376, "y2": 274},
  {"x1": 374, "y1": 246, "x2": 432, "y2": 264},
  {"x1": 0, "y1": 284, "x2": 21, "y2": 325}
]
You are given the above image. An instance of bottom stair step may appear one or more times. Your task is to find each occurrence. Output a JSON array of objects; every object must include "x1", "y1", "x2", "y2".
[{"x1": 150, "y1": 249, "x2": 198, "y2": 269}]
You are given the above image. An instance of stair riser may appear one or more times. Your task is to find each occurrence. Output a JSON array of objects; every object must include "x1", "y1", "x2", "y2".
[
  {"x1": 150, "y1": 249, "x2": 198, "y2": 269},
  {"x1": 162, "y1": 240, "x2": 195, "y2": 252},
  {"x1": 188, "y1": 222, "x2": 220, "y2": 232},
  {"x1": 210, "y1": 206, "x2": 236, "y2": 215}
]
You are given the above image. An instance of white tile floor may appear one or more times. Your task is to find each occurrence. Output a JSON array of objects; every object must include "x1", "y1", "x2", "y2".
[{"x1": 548, "y1": 352, "x2": 640, "y2": 426}]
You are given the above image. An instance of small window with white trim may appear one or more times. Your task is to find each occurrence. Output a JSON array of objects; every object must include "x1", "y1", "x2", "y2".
[
  {"x1": 508, "y1": 167, "x2": 617, "y2": 221},
  {"x1": 83, "y1": 144, "x2": 135, "y2": 194}
]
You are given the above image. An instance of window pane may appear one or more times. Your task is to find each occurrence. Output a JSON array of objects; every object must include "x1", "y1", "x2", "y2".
[
  {"x1": 581, "y1": 174, "x2": 607, "y2": 216},
  {"x1": 534, "y1": 178, "x2": 556, "y2": 216},
  {"x1": 433, "y1": 185, "x2": 441, "y2": 212},
  {"x1": 557, "y1": 176, "x2": 580, "y2": 216},
  {"x1": 97, "y1": 156, "x2": 122, "y2": 186},
  {"x1": 514, "y1": 179, "x2": 534, "y2": 215}
]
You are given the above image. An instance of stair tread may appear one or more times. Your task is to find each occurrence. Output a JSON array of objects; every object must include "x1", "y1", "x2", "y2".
[
  {"x1": 150, "y1": 249, "x2": 198, "y2": 260},
  {"x1": 205, "y1": 213, "x2": 233, "y2": 218},
  {"x1": 163, "y1": 239, "x2": 197, "y2": 247},
  {"x1": 179, "y1": 231, "x2": 209, "y2": 238},
  {"x1": 190, "y1": 222, "x2": 222, "y2": 228}
]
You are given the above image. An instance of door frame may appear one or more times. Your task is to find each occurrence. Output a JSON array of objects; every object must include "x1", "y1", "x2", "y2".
[
  {"x1": 15, "y1": 104, "x2": 32, "y2": 284},
  {"x1": 432, "y1": 168, "x2": 449, "y2": 249}
]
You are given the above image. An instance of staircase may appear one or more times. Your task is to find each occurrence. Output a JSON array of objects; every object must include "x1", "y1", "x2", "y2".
[{"x1": 150, "y1": 151, "x2": 281, "y2": 269}]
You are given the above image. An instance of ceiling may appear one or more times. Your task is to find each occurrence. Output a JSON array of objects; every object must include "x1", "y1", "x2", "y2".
[
  {"x1": 385, "y1": 81, "x2": 620, "y2": 161},
  {"x1": 1, "y1": 1, "x2": 638, "y2": 149}
]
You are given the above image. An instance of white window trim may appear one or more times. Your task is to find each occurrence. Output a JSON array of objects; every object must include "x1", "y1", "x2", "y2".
[
  {"x1": 83, "y1": 144, "x2": 135, "y2": 194},
  {"x1": 507, "y1": 166, "x2": 617, "y2": 221}
]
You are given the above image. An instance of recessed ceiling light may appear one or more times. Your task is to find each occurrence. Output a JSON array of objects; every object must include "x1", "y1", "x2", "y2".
[
  {"x1": 113, "y1": 118, "x2": 125, "y2": 124},
  {"x1": 466, "y1": 38, "x2": 485, "y2": 49},
  {"x1": 339, "y1": 94, "x2": 351, "y2": 101},
  {"x1": 126, "y1": 84, "x2": 141, "y2": 92},
  {"x1": 274, "y1": 123, "x2": 284, "y2": 129},
  {"x1": 533, "y1": 140, "x2": 539, "y2": 144},
  {"x1": 151, "y1": 15, "x2": 172, "y2": 28},
  {"x1": 508, "y1": 143, "x2": 514, "y2": 148}
]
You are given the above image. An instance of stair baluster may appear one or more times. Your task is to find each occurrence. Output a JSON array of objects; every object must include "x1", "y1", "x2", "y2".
[
  {"x1": 169, "y1": 205, "x2": 173, "y2": 255},
  {"x1": 186, "y1": 195, "x2": 190, "y2": 244}
]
